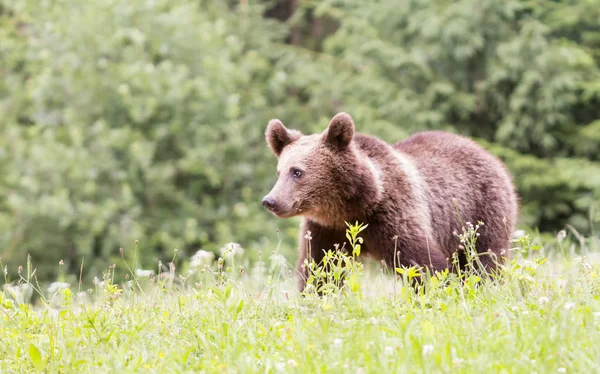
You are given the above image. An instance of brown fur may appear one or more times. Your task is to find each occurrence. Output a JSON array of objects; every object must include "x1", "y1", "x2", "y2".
[{"x1": 263, "y1": 113, "x2": 519, "y2": 291}]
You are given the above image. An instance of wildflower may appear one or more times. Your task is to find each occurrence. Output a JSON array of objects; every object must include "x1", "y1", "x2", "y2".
[
  {"x1": 59, "y1": 260, "x2": 64, "y2": 266},
  {"x1": 557, "y1": 368, "x2": 566, "y2": 373},
  {"x1": 539, "y1": 297, "x2": 549, "y2": 304},
  {"x1": 220, "y1": 242, "x2": 244, "y2": 258},
  {"x1": 422, "y1": 344, "x2": 434, "y2": 355},
  {"x1": 304, "y1": 230, "x2": 313, "y2": 241},
  {"x1": 556, "y1": 230, "x2": 566, "y2": 242},
  {"x1": 135, "y1": 269, "x2": 153, "y2": 278},
  {"x1": 287, "y1": 359, "x2": 297, "y2": 367},
  {"x1": 191, "y1": 250, "x2": 215, "y2": 268},
  {"x1": 334, "y1": 338, "x2": 343, "y2": 347},
  {"x1": 384, "y1": 346, "x2": 394, "y2": 355},
  {"x1": 564, "y1": 302, "x2": 576, "y2": 310}
]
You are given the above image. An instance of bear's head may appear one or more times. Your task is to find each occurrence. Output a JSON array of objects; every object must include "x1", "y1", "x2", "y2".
[{"x1": 262, "y1": 112, "x2": 381, "y2": 226}]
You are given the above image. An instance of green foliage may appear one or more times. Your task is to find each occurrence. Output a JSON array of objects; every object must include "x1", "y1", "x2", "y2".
[
  {"x1": 0, "y1": 0, "x2": 298, "y2": 280},
  {"x1": 0, "y1": 0, "x2": 599, "y2": 282},
  {"x1": 303, "y1": 221, "x2": 366, "y2": 296}
]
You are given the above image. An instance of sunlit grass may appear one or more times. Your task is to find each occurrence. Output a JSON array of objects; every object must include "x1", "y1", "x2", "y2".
[{"x1": 1, "y1": 227, "x2": 599, "y2": 373}]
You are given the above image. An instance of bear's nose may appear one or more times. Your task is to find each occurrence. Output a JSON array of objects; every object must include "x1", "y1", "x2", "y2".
[{"x1": 262, "y1": 196, "x2": 276, "y2": 211}]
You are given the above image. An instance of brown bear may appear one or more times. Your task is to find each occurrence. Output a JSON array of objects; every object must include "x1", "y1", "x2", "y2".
[{"x1": 262, "y1": 112, "x2": 518, "y2": 291}]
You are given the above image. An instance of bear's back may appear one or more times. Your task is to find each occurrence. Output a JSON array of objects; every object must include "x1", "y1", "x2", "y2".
[
  {"x1": 393, "y1": 131, "x2": 514, "y2": 192},
  {"x1": 393, "y1": 131, "x2": 518, "y2": 253}
]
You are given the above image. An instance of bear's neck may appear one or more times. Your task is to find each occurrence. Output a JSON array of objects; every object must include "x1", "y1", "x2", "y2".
[{"x1": 308, "y1": 154, "x2": 383, "y2": 229}]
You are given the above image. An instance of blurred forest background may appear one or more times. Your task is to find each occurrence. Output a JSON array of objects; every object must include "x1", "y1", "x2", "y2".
[{"x1": 1, "y1": 0, "x2": 599, "y2": 283}]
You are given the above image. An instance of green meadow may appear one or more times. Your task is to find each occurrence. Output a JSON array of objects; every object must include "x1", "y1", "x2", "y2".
[{"x1": 1, "y1": 227, "x2": 599, "y2": 373}]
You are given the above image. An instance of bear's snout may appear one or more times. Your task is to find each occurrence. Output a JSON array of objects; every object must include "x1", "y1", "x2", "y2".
[{"x1": 262, "y1": 196, "x2": 277, "y2": 211}]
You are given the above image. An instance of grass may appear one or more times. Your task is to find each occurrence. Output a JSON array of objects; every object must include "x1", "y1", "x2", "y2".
[{"x1": 1, "y1": 226, "x2": 600, "y2": 373}]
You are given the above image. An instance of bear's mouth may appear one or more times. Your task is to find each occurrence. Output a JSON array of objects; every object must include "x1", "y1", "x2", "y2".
[
  {"x1": 271, "y1": 201, "x2": 305, "y2": 219},
  {"x1": 271, "y1": 210, "x2": 297, "y2": 219}
]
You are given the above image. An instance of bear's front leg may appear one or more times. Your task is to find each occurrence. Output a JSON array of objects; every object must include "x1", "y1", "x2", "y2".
[{"x1": 296, "y1": 219, "x2": 349, "y2": 293}]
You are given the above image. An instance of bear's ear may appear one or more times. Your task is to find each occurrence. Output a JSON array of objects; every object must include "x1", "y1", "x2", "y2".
[
  {"x1": 265, "y1": 119, "x2": 301, "y2": 157},
  {"x1": 324, "y1": 112, "x2": 355, "y2": 150}
]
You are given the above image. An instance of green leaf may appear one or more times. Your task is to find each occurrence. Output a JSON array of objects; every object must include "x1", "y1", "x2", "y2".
[{"x1": 29, "y1": 344, "x2": 45, "y2": 371}]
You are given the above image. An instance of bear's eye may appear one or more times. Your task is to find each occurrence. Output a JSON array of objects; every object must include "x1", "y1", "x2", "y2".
[{"x1": 290, "y1": 168, "x2": 303, "y2": 179}]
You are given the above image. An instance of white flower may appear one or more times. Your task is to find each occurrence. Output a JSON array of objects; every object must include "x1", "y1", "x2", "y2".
[
  {"x1": 191, "y1": 250, "x2": 215, "y2": 268},
  {"x1": 422, "y1": 344, "x2": 434, "y2": 355},
  {"x1": 135, "y1": 269, "x2": 153, "y2": 278},
  {"x1": 220, "y1": 242, "x2": 244, "y2": 259},
  {"x1": 384, "y1": 346, "x2": 394, "y2": 355},
  {"x1": 274, "y1": 362, "x2": 285, "y2": 371},
  {"x1": 564, "y1": 302, "x2": 576, "y2": 310},
  {"x1": 539, "y1": 297, "x2": 549, "y2": 304},
  {"x1": 557, "y1": 368, "x2": 566, "y2": 373},
  {"x1": 287, "y1": 359, "x2": 297, "y2": 367},
  {"x1": 334, "y1": 338, "x2": 343, "y2": 347}
]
